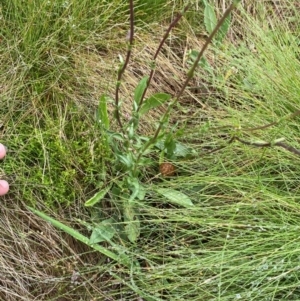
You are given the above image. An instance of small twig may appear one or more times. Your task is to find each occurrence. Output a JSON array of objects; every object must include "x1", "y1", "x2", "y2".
[
  {"x1": 207, "y1": 136, "x2": 235, "y2": 154},
  {"x1": 209, "y1": 136, "x2": 300, "y2": 157},
  {"x1": 216, "y1": 108, "x2": 300, "y2": 156},
  {"x1": 234, "y1": 136, "x2": 272, "y2": 147},
  {"x1": 236, "y1": 137, "x2": 300, "y2": 156},
  {"x1": 244, "y1": 109, "x2": 300, "y2": 132},
  {"x1": 275, "y1": 142, "x2": 300, "y2": 156},
  {"x1": 114, "y1": 0, "x2": 134, "y2": 131}
]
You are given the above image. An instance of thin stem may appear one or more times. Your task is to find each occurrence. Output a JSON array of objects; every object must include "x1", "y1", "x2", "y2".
[
  {"x1": 114, "y1": 0, "x2": 134, "y2": 131},
  {"x1": 137, "y1": 4, "x2": 190, "y2": 112}
]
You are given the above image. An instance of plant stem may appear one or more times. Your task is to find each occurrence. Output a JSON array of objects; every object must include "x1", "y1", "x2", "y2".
[{"x1": 114, "y1": 0, "x2": 135, "y2": 131}]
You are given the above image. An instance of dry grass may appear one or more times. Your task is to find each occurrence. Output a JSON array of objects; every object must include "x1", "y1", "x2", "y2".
[
  {"x1": 0, "y1": 198, "x2": 148, "y2": 300},
  {"x1": 0, "y1": 202, "x2": 102, "y2": 300}
]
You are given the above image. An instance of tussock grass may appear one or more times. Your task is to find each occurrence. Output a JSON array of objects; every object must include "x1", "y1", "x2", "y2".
[{"x1": 1, "y1": 0, "x2": 300, "y2": 300}]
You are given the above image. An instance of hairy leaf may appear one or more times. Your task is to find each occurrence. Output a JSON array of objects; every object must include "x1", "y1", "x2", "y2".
[
  {"x1": 204, "y1": 2, "x2": 217, "y2": 35},
  {"x1": 134, "y1": 76, "x2": 149, "y2": 109},
  {"x1": 27, "y1": 206, "x2": 132, "y2": 267},
  {"x1": 123, "y1": 203, "x2": 140, "y2": 243},
  {"x1": 125, "y1": 219, "x2": 140, "y2": 243},
  {"x1": 156, "y1": 188, "x2": 194, "y2": 208},
  {"x1": 89, "y1": 219, "x2": 115, "y2": 244},
  {"x1": 140, "y1": 93, "x2": 171, "y2": 115}
]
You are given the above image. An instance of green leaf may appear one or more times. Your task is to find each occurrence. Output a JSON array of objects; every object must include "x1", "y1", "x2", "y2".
[
  {"x1": 139, "y1": 93, "x2": 171, "y2": 115},
  {"x1": 174, "y1": 142, "x2": 194, "y2": 158},
  {"x1": 125, "y1": 219, "x2": 140, "y2": 243},
  {"x1": 156, "y1": 188, "x2": 194, "y2": 208},
  {"x1": 137, "y1": 185, "x2": 146, "y2": 200},
  {"x1": 123, "y1": 202, "x2": 136, "y2": 222},
  {"x1": 126, "y1": 177, "x2": 146, "y2": 202},
  {"x1": 89, "y1": 219, "x2": 116, "y2": 244},
  {"x1": 187, "y1": 51, "x2": 212, "y2": 73},
  {"x1": 233, "y1": 0, "x2": 242, "y2": 5},
  {"x1": 188, "y1": 49, "x2": 199, "y2": 61},
  {"x1": 164, "y1": 134, "x2": 176, "y2": 158},
  {"x1": 156, "y1": 138, "x2": 195, "y2": 159},
  {"x1": 134, "y1": 76, "x2": 149, "y2": 109},
  {"x1": 204, "y1": 2, "x2": 217, "y2": 35},
  {"x1": 117, "y1": 153, "x2": 133, "y2": 169},
  {"x1": 97, "y1": 95, "x2": 110, "y2": 129},
  {"x1": 123, "y1": 202, "x2": 140, "y2": 242},
  {"x1": 199, "y1": 56, "x2": 212, "y2": 71},
  {"x1": 84, "y1": 185, "x2": 112, "y2": 207}
]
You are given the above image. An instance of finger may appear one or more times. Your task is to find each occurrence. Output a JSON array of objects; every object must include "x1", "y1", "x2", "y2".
[
  {"x1": 0, "y1": 143, "x2": 7, "y2": 159},
  {"x1": 0, "y1": 180, "x2": 9, "y2": 196}
]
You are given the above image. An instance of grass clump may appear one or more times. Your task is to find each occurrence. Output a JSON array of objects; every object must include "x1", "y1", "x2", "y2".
[{"x1": 0, "y1": 0, "x2": 129, "y2": 208}]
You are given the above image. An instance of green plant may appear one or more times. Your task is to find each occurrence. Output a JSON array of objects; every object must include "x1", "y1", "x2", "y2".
[
  {"x1": 88, "y1": 0, "x2": 240, "y2": 245},
  {"x1": 28, "y1": 0, "x2": 241, "y2": 273}
]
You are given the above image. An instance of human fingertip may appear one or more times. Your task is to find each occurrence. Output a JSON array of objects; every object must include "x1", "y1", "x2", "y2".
[
  {"x1": 0, "y1": 180, "x2": 9, "y2": 196},
  {"x1": 0, "y1": 144, "x2": 7, "y2": 159}
]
